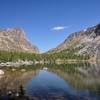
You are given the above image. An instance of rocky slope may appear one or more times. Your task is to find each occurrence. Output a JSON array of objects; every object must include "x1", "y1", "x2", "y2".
[
  {"x1": 0, "y1": 28, "x2": 39, "y2": 53},
  {"x1": 49, "y1": 23, "x2": 100, "y2": 59}
]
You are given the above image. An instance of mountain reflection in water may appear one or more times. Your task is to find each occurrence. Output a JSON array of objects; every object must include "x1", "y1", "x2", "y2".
[{"x1": 0, "y1": 63, "x2": 100, "y2": 100}]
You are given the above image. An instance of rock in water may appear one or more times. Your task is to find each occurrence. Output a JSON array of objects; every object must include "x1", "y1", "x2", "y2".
[{"x1": 0, "y1": 70, "x2": 4, "y2": 75}]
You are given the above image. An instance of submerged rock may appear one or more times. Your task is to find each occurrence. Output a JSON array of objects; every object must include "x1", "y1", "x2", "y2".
[{"x1": 0, "y1": 70, "x2": 4, "y2": 75}]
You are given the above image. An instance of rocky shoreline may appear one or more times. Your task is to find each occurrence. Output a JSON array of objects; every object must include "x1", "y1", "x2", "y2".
[
  {"x1": 0, "y1": 60, "x2": 34, "y2": 67},
  {"x1": 0, "y1": 59, "x2": 95, "y2": 67}
]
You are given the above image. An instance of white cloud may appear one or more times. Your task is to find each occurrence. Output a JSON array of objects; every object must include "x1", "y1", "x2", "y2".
[{"x1": 51, "y1": 26, "x2": 70, "y2": 31}]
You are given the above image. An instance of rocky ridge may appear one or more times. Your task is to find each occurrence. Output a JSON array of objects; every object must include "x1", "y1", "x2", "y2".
[
  {"x1": 49, "y1": 23, "x2": 100, "y2": 59},
  {"x1": 0, "y1": 28, "x2": 39, "y2": 53}
]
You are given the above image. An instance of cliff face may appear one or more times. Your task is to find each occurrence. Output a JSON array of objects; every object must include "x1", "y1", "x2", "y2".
[
  {"x1": 49, "y1": 23, "x2": 100, "y2": 58},
  {"x1": 0, "y1": 28, "x2": 39, "y2": 53}
]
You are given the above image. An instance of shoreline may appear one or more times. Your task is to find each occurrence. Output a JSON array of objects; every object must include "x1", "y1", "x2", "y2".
[{"x1": 0, "y1": 59, "x2": 97, "y2": 67}]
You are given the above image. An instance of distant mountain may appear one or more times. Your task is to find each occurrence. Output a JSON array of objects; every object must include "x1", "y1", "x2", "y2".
[
  {"x1": 0, "y1": 28, "x2": 39, "y2": 53},
  {"x1": 48, "y1": 23, "x2": 100, "y2": 59}
]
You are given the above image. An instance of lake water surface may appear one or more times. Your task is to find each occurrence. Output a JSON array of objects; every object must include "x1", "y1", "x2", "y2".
[{"x1": 0, "y1": 63, "x2": 100, "y2": 100}]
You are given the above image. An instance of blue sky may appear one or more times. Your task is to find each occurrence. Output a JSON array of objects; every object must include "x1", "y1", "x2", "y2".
[{"x1": 0, "y1": 0, "x2": 100, "y2": 52}]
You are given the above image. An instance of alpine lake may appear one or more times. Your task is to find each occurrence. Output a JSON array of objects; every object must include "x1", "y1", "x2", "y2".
[{"x1": 0, "y1": 62, "x2": 100, "y2": 100}]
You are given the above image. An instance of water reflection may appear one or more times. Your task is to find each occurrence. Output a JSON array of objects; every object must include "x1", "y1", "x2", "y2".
[
  {"x1": 26, "y1": 70, "x2": 70, "y2": 99},
  {"x1": 0, "y1": 63, "x2": 100, "y2": 100},
  {"x1": 0, "y1": 70, "x2": 36, "y2": 93}
]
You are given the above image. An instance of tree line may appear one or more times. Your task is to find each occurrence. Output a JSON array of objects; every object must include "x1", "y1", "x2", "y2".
[{"x1": 0, "y1": 49, "x2": 90, "y2": 63}]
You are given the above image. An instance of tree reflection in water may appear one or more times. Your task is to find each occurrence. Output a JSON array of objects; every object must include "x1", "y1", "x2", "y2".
[{"x1": 0, "y1": 63, "x2": 100, "y2": 100}]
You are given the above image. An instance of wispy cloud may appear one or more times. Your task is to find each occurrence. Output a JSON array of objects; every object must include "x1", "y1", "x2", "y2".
[{"x1": 51, "y1": 26, "x2": 70, "y2": 31}]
